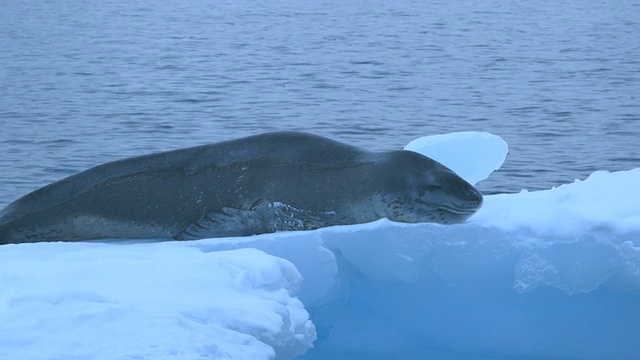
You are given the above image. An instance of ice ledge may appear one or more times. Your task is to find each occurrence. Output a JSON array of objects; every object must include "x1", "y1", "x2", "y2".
[
  {"x1": 199, "y1": 168, "x2": 640, "y2": 300},
  {"x1": 192, "y1": 167, "x2": 640, "y2": 359}
]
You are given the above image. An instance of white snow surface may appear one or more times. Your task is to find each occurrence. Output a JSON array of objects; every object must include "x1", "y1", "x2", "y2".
[
  {"x1": 0, "y1": 245, "x2": 314, "y2": 360},
  {"x1": 1, "y1": 132, "x2": 639, "y2": 360}
]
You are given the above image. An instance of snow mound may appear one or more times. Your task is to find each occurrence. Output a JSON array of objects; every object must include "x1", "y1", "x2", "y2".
[
  {"x1": 0, "y1": 244, "x2": 315, "y2": 360},
  {"x1": 474, "y1": 169, "x2": 640, "y2": 235}
]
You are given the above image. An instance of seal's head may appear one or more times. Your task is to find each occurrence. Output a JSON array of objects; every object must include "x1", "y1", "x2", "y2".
[{"x1": 381, "y1": 150, "x2": 483, "y2": 224}]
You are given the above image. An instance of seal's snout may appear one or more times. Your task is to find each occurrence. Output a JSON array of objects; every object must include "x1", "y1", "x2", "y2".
[
  {"x1": 467, "y1": 187, "x2": 483, "y2": 210},
  {"x1": 445, "y1": 175, "x2": 483, "y2": 212}
]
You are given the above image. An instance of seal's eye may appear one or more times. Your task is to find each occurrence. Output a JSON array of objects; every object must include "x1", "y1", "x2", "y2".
[{"x1": 419, "y1": 185, "x2": 441, "y2": 197}]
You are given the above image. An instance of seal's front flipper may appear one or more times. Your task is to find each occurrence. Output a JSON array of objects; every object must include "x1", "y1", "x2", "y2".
[
  {"x1": 175, "y1": 207, "x2": 268, "y2": 240},
  {"x1": 175, "y1": 202, "x2": 334, "y2": 240}
]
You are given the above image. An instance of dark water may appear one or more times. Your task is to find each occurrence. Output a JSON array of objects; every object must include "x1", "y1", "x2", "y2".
[{"x1": 1, "y1": 0, "x2": 639, "y2": 208}]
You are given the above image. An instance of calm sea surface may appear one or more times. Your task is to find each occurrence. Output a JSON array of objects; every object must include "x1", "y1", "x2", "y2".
[{"x1": 1, "y1": 0, "x2": 639, "y2": 208}]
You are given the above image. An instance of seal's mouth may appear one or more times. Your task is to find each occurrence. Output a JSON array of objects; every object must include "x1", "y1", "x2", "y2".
[
  {"x1": 415, "y1": 199, "x2": 478, "y2": 215},
  {"x1": 436, "y1": 203, "x2": 477, "y2": 215}
]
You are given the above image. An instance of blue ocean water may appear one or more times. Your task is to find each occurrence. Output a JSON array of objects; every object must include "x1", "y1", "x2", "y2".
[{"x1": 1, "y1": 0, "x2": 638, "y2": 208}]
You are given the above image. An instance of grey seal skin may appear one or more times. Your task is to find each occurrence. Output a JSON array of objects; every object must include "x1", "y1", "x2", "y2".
[{"x1": 0, "y1": 132, "x2": 483, "y2": 244}]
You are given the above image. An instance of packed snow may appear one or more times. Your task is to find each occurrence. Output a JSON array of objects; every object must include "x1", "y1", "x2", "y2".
[
  {"x1": 0, "y1": 245, "x2": 314, "y2": 360},
  {"x1": 1, "y1": 132, "x2": 639, "y2": 359}
]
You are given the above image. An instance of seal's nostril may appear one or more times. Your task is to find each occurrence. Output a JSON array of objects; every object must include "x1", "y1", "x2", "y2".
[{"x1": 467, "y1": 188, "x2": 483, "y2": 208}]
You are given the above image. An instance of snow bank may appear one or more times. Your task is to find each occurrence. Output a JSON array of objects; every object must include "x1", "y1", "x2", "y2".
[
  {"x1": 1, "y1": 131, "x2": 639, "y2": 359},
  {"x1": 0, "y1": 244, "x2": 315, "y2": 360}
]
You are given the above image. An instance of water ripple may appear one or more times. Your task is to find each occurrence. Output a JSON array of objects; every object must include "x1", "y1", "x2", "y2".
[{"x1": 0, "y1": 0, "x2": 638, "y2": 206}]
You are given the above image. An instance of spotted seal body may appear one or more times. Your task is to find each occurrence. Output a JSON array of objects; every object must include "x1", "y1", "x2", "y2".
[{"x1": 0, "y1": 132, "x2": 483, "y2": 244}]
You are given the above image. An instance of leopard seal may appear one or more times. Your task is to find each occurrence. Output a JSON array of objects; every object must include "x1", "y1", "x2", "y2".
[{"x1": 0, "y1": 131, "x2": 483, "y2": 244}]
